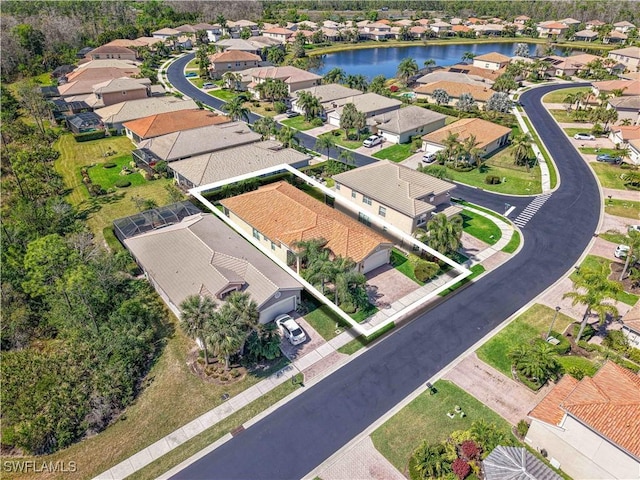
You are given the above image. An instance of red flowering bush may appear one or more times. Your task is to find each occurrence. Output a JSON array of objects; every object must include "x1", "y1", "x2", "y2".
[
  {"x1": 452, "y1": 458, "x2": 471, "y2": 480},
  {"x1": 460, "y1": 440, "x2": 480, "y2": 461},
  {"x1": 389, "y1": 85, "x2": 399, "y2": 92}
]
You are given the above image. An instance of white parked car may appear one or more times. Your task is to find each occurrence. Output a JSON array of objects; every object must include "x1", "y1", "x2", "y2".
[
  {"x1": 363, "y1": 135, "x2": 382, "y2": 148},
  {"x1": 629, "y1": 225, "x2": 640, "y2": 233},
  {"x1": 573, "y1": 133, "x2": 595, "y2": 141},
  {"x1": 275, "y1": 314, "x2": 307, "y2": 346},
  {"x1": 422, "y1": 152, "x2": 437, "y2": 164},
  {"x1": 614, "y1": 244, "x2": 630, "y2": 259}
]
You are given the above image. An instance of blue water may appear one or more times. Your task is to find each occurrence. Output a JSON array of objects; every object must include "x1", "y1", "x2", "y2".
[{"x1": 312, "y1": 42, "x2": 542, "y2": 79}]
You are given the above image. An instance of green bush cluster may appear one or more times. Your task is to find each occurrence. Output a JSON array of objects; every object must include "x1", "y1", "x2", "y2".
[
  {"x1": 274, "y1": 101, "x2": 287, "y2": 114},
  {"x1": 548, "y1": 331, "x2": 570, "y2": 354},
  {"x1": 74, "y1": 130, "x2": 106, "y2": 142},
  {"x1": 114, "y1": 179, "x2": 131, "y2": 188},
  {"x1": 103, "y1": 162, "x2": 116, "y2": 169},
  {"x1": 485, "y1": 175, "x2": 501, "y2": 185},
  {"x1": 414, "y1": 260, "x2": 439, "y2": 282}
]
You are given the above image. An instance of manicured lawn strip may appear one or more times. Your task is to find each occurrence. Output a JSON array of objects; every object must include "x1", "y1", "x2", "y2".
[
  {"x1": 502, "y1": 230, "x2": 521, "y2": 254},
  {"x1": 304, "y1": 303, "x2": 344, "y2": 340},
  {"x1": 188, "y1": 77, "x2": 205, "y2": 88},
  {"x1": 88, "y1": 155, "x2": 145, "y2": 189},
  {"x1": 127, "y1": 380, "x2": 300, "y2": 480},
  {"x1": 438, "y1": 264, "x2": 485, "y2": 297},
  {"x1": 590, "y1": 162, "x2": 630, "y2": 190},
  {"x1": 557, "y1": 356, "x2": 598, "y2": 377},
  {"x1": 542, "y1": 86, "x2": 590, "y2": 104},
  {"x1": 461, "y1": 210, "x2": 501, "y2": 245},
  {"x1": 476, "y1": 304, "x2": 576, "y2": 376},
  {"x1": 598, "y1": 231, "x2": 628, "y2": 245},
  {"x1": 605, "y1": 198, "x2": 640, "y2": 220},
  {"x1": 337, "y1": 322, "x2": 396, "y2": 355},
  {"x1": 563, "y1": 127, "x2": 594, "y2": 139},
  {"x1": 391, "y1": 249, "x2": 424, "y2": 285},
  {"x1": 572, "y1": 255, "x2": 639, "y2": 307},
  {"x1": 579, "y1": 147, "x2": 621, "y2": 155},
  {"x1": 281, "y1": 116, "x2": 316, "y2": 131},
  {"x1": 186, "y1": 58, "x2": 199, "y2": 69},
  {"x1": 521, "y1": 116, "x2": 556, "y2": 189},
  {"x1": 547, "y1": 109, "x2": 584, "y2": 124},
  {"x1": 209, "y1": 89, "x2": 236, "y2": 102},
  {"x1": 372, "y1": 143, "x2": 414, "y2": 162},
  {"x1": 350, "y1": 303, "x2": 379, "y2": 323},
  {"x1": 371, "y1": 380, "x2": 513, "y2": 473},
  {"x1": 453, "y1": 200, "x2": 509, "y2": 222},
  {"x1": 319, "y1": 131, "x2": 362, "y2": 150}
]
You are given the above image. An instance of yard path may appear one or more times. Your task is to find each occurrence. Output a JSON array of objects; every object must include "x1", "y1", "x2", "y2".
[{"x1": 443, "y1": 353, "x2": 554, "y2": 426}]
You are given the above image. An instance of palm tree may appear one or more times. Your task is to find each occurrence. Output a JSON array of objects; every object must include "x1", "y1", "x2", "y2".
[
  {"x1": 426, "y1": 213, "x2": 463, "y2": 256},
  {"x1": 223, "y1": 96, "x2": 250, "y2": 122},
  {"x1": 315, "y1": 134, "x2": 336, "y2": 160},
  {"x1": 442, "y1": 131, "x2": 461, "y2": 163},
  {"x1": 563, "y1": 92, "x2": 577, "y2": 111},
  {"x1": 179, "y1": 294, "x2": 217, "y2": 365},
  {"x1": 206, "y1": 304, "x2": 244, "y2": 370},
  {"x1": 563, "y1": 262, "x2": 622, "y2": 341},
  {"x1": 368, "y1": 74, "x2": 388, "y2": 96},
  {"x1": 331, "y1": 256, "x2": 360, "y2": 305},
  {"x1": 620, "y1": 229, "x2": 640, "y2": 280},
  {"x1": 620, "y1": 118, "x2": 633, "y2": 126},
  {"x1": 267, "y1": 46, "x2": 285, "y2": 65},
  {"x1": 252, "y1": 116, "x2": 276, "y2": 139},
  {"x1": 324, "y1": 67, "x2": 346, "y2": 84},
  {"x1": 338, "y1": 149, "x2": 355, "y2": 166},
  {"x1": 423, "y1": 59, "x2": 436, "y2": 71},
  {"x1": 461, "y1": 51, "x2": 476, "y2": 62},
  {"x1": 303, "y1": 248, "x2": 336, "y2": 294},
  {"x1": 396, "y1": 57, "x2": 419, "y2": 85},
  {"x1": 293, "y1": 238, "x2": 328, "y2": 273},
  {"x1": 464, "y1": 135, "x2": 483, "y2": 167},
  {"x1": 510, "y1": 342, "x2": 559, "y2": 383},
  {"x1": 345, "y1": 74, "x2": 368, "y2": 91},
  {"x1": 296, "y1": 91, "x2": 322, "y2": 121},
  {"x1": 411, "y1": 442, "x2": 450, "y2": 479},
  {"x1": 222, "y1": 71, "x2": 242, "y2": 91},
  {"x1": 276, "y1": 126, "x2": 299, "y2": 149},
  {"x1": 511, "y1": 133, "x2": 532, "y2": 169}
]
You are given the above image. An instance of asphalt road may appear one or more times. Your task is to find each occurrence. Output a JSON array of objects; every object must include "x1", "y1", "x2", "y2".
[{"x1": 167, "y1": 56, "x2": 599, "y2": 480}]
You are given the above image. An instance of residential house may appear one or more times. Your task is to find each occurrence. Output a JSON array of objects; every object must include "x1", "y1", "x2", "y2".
[
  {"x1": 169, "y1": 140, "x2": 311, "y2": 188},
  {"x1": 513, "y1": 15, "x2": 530, "y2": 25},
  {"x1": 152, "y1": 27, "x2": 181, "y2": 39},
  {"x1": 361, "y1": 22, "x2": 392, "y2": 41},
  {"x1": 573, "y1": 29, "x2": 599, "y2": 42},
  {"x1": 332, "y1": 161, "x2": 459, "y2": 234},
  {"x1": 84, "y1": 77, "x2": 151, "y2": 109},
  {"x1": 416, "y1": 70, "x2": 493, "y2": 87},
  {"x1": 414, "y1": 80, "x2": 495, "y2": 107},
  {"x1": 77, "y1": 46, "x2": 94, "y2": 58},
  {"x1": 536, "y1": 21, "x2": 569, "y2": 38},
  {"x1": 133, "y1": 121, "x2": 260, "y2": 166},
  {"x1": 585, "y1": 20, "x2": 606, "y2": 30},
  {"x1": 558, "y1": 17, "x2": 581, "y2": 27},
  {"x1": 609, "y1": 125, "x2": 640, "y2": 146},
  {"x1": 544, "y1": 53, "x2": 601, "y2": 77},
  {"x1": 51, "y1": 64, "x2": 75, "y2": 79},
  {"x1": 327, "y1": 93, "x2": 402, "y2": 127},
  {"x1": 472, "y1": 52, "x2": 511, "y2": 71},
  {"x1": 621, "y1": 301, "x2": 640, "y2": 347},
  {"x1": 604, "y1": 30, "x2": 628, "y2": 44},
  {"x1": 103, "y1": 38, "x2": 163, "y2": 49},
  {"x1": 191, "y1": 23, "x2": 224, "y2": 42},
  {"x1": 66, "y1": 112, "x2": 103, "y2": 134},
  {"x1": 122, "y1": 212, "x2": 303, "y2": 323},
  {"x1": 95, "y1": 97, "x2": 198, "y2": 132},
  {"x1": 57, "y1": 66, "x2": 142, "y2": 99},
  {"x1": 608, "y1": 47, "x2": 640, "y2": 72},
  {"x1": 247, "y1": 66, "x2": 322, "y2": 98},
  {"x1": 452, "y1": 25, "x2": 472, "y2": 35},
  {"x1": 215, "y1": 38, "x2": 262, "y2": 55},
  {"x1": 86, "y1": 45, "x2": 138, "y2": 61},
  {"x1": 430, "y1": 21, "x2": 452, "y2": 35},
  {"x1": 592, "y1": 79, "x2": 640, "y2": 97},
  {"x1": 291, "y1": 83, "x2": 363, "y2": 116},
  {"x1": 220, "y1": 181, "x2": 393, "y2": 274},
  {"x1": 607, "y1": 96, "x2": 640, "y2": 126},
  {"x1": 422, "y1": 118, "x2": 511, "y2": 157},
  {"x1": 263, "y1": 27, "x2": 295, "y2": 42},
  {"x1": 227, "y1": 20, "x2": 260, "y2": 38},
  {"x1": 526, "y1": 361, "x2": 640, "y2": 480},
  {"x1": 69, "y1": 59, "x2": 141, "y2": 76},
  {"x1": 472, "y1": 24, "x2": 505, "y2": 36},
  {"x1": 207, "y1": 50, "x2": 261, "y2": 78},
  {"x1": 444, "y1": 64, "x2": 503, "y2": 84},
  {"x1": 613, "y1": 21, "x2": 636, "y2": 33},
  {"x1": 123, "y1": 109, "x2": 231, "y2": 144},
  {"x1": 370, "y1": 106, "x2": 447, "y2": 144},
  {"x1": 629, "y1": 138, "x2": 640, "y2": 165}
]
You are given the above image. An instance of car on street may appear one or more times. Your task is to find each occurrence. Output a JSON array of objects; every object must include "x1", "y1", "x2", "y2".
[
  {"x1": 202, "y1": 82, "x2": 214, "y2": 89},
  {"x1": 275, "y1": 314, "x2": 307, "y2": 346},
  {"x1": 363, "y1": 134, "x2": 383, "y2": 148},
  {"x1": 596, "y1": 153, "x2": 621, "y2": 163},
  {"x1": 285, "y1": 110, "x2": 299, "y2": 118},
  {"x1": 574, "y1": 132, "x2": 595, "y2": 141},
  {"x1": 422, "y1": 152, "x2": 437, "y2": 164}
]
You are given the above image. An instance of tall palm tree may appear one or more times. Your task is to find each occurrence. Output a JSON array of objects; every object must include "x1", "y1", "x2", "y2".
[
  {"x1": 296, "y1": 91, "x2": 322, "y2": 121},
  {"x1": 461, "y1": 51, "x2": 476, "y2": 62},
  {"x1": 396, "y1": 57, "x2": 419, "y2": 85},
  {"x1": 345, "y1": 74, "x2": 368, "y2": 91},
  {"x1": 620, "y1": 229, "x2": 640, "y2": 280},
  {"x1": 315, "y1": 134, "x2": 336, "y2": 160},
  {"x1": 303, "y1": 248, "x2": 336, "y2": 294},
  {"x1": 276, "y1": 126, "x2": 299, "y2": 149},
  {"x1": 426, "y1": 213, "x2": 463, "y2": 256},
  {"x1": 223, "y1": 96, "x2": 250, "y2": 122},
  {"x1": 368, "y1": 74, "x2": 388, "y2": 96},
  {"x1": 206, "y1": 304, "x2": 244, "y2": 370},
  {"x1": 222, "y1": 71, "x2": 242, "y2": 91},
  {"x1": 511, "y1": 133, "x2": 532, "y2": 169},
  {"x1": 423, "y1": 59, "x2": 436, "y2": 71},
  {"x1": 252, "y1": 116, "x2": 276, "y2": 139},
  {"x1": 179, "y1": 294, "x2": 217, "y2": 365},
  {"x1": 324, "y1": 67, "x2": 346, "y2": 84},
  {"x1": 563, "y1": 262, "x2": 622, "y2": 341},
  {"x1": 331, "y1": 256, "x2": 358, "y2": 305},
  {"x1": 293, "y1": 238, "x2": 328, "y2": 273},
  {"x1": 442, "y1": 131, "x2": 461, "y2": 163}
]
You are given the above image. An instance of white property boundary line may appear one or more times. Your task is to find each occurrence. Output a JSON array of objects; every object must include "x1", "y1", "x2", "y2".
[{"x1": 190, "y1": 163, "x2": 472, "y2": 337}]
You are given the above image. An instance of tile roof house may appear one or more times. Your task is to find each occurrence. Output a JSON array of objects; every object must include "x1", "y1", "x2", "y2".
[
  {"x1": 123, "y1": 109, "x2": 231, "y2": 144},
  {"x1": 123, "y1": 213, "x2": 303, "y2": 323},
  {"x1": 220, "y1": 181, "x2": 393, "y2": 274},
  {"x1": 327, "y1": 93, "x2": 402, "y2": 127},
  {"x1": 169, "y1": 140, "x2": 311, "y2": 188},
  {"x1": 332, "y1": 161, "x2": 459, "y2": 234},
  {"x1": 592, "y1": 79, "x2": 640, "y2": 96},
  {"x1": 95, "y1": 97, "x2": 198, "y2": 132},
  {"x1": 613, "y1": 21, "x2": 636, "y2": 33},
  {"x1": 247, "y1": 66, "x2": 322, "y2": 98},
  {"x1": 86, "y1": 45, "x2": 138, "y2": 61},
  {"x1": 152, "y1": 27, "x2": 181, "y2": 38},
  {"x1": 586, "y1": 20, "x2": 606, "y2": 29},
  {"x1": 527, "y1": 362, "x2": 640, "y2": 480},
  {"x1": 621, "y1": 302, "x2": 640, "y2": 347},
  {"x1": 84, "y1": 77, "x2": 151, "y2": 108},
  {"x1": 262, "y1": 27, "x2": 295, "y2": 41},
  {"x1": 291, "y1": 83, "x2": 363, "y2": 115},
  {"x1": 472, "y1": 52, "x2": 511, "y2": 71},
  {"x1": 430, "y1": 21, "x2": 452, "y2": 34},
  {"x1": 58, "y1": 66, "x2": 141, "y2": 98},
  {"x1": 536, "y1": 21, "x2": 569, "y2": 37},
  {"x1": 630, "y1": 138, "x2": 640, "y2": 165},
  {"x1": 573, "y1": 29, "x2": 599, "y2": 42},
  {"x1": 133, "y1": 121, "x2": 260, "y2": 165},
  {"x1": 543, "y1": 53, "x2": 601, "y2": 77},
  {"x1": 444, "y1": 64, "x2": 504, "y2": 83},
  {"x1": 416, "y1": 71, "x2": 493, "y2": 87},
  {"x1": 607, "y1": 96, "x2": 640, "y2": 126},
  {"x1": 514, "y1": 15, "x2": 531, "y2": 24},
  {"x1": 207, "y1": 50, "x2": 262, "y2": 78},
  {"x1": 215, "y1": 38, "x2": 261, "y2": 55},
  {"x1": 604, "y1": 30, "x2": 629, "y2": 44},
  {"x1": 370, "y1": 106, "x2": 447, "y2": 144},
  {"x1": 414, "y1": 80, "x2": 495, "y2": 106},
  {"x1": 609, "y1": 125, "x2": 640, "y2": 146},
  {"x1": 422, "y1": 118, "x2": 511, "y2": 157},
  {"x1": 608, "y1": 47, "x2": 640, "y2": 72}
]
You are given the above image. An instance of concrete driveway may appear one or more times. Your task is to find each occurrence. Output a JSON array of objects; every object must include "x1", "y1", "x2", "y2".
[
  {"x1": 365, "y1": 264, "x2": 420, "y2": 308},
  {"x1": 278, "y1": 312, "x2": 326, "y2": 361}
]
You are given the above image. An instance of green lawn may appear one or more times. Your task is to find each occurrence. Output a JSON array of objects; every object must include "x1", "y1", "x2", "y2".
[
  {"x1": 557, "y1": 355, "x2": 598, "y2": 377},
  {"x1": 281, "y1": 116, "x2": 317, "y2": 131},
  {"x1": 297, "y1": 182, "x2": 327, "y2": 202},
  {"x1": 371, "y1": 380, "x2": 513, "y2": 473},
  {"x1": 209, "y1": 89, "x2": 237, "y2": 102},
  {"x1": 390, "y1": 249, "x2": 423, "y2": 285},
  {"x1": 188, "y1": 77, "x2": 205, "y2": 89},
  {"x1": 350, "y1": 303, "x2": 379, "y2": 323},
  {"x1": 563, "y1": 127, "x2": 595, "y2": 139},
  {"x1": 186, "y1": 58, "x2": 199, "y2": 69},
  {"x1": 590, "y1": 162, "x2": 632, "y2": 190},
  {"x1": 521, "y1": 116, "x2": 557, "y2": 189},
  {"x1": 548, "y1": 109, "x2": 586, "y2": 124},
  {"x1": 579, "y1": 147, "x2": 621, "y2": 155},
  {"x1": 502, "y1": 230, "x2": 521, "y2": 254},
  {"x1": 319, "y1": 130, "x2": 362, "y2": 150},
  {"x1": 605, "y1": 198, "x2": 640, "y2": 220},
  {"x1": 476, "y1": 304, "x2": 576, "y2": 376},
  {"x1": 461, "y1": 210, "x2": 501, "y2": 245},
  {"x1": 542, "y1": 87, "x2": 591, "y2": 104},
  {"x1": 598, "y1": 230, "x2": 628, "y2": 245},
  {"x1": 372, "y1": 143, "x2": 415, "y2": 162},
  {"x1": 88, "y1": 155, "x2": 145, "y2": 189},
  {"x1": 572, "y1": 255, "x2": 639, "y2": 306},
  {"x1": 304, "y1": 302, "x2": 347, "y2": 341}
]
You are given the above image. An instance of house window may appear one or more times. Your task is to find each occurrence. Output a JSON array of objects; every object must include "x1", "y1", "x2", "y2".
[
  {"x1": 358, "y1": 212, "x2": 371, "y2": 226},
  {"x1": 271, "y1": 241, "x2": 276, "y2": 250},
  {"x1": 363, "y1": 196, "x2": 372, "y2": 205},
  {"x1": 378, "y1": 206, "x2": 386, "y2": 217},
  {"x1": 351, "y1": 191, "x2": 357, "y2": 199},
  {"x1": 252, "y1": 228, "x2": 260, "y2": 239},
  {"x1": 335, "y1": 184, "x2": 340, "y2": 190},
  {"x1": 417, "y1": 214, "x2": 427, "y2": 226}
]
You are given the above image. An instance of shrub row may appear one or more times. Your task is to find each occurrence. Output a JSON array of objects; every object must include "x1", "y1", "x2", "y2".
[
  {"x1": 577, "y1": 340, "x2": 640, "y2": 373},
  {"x1": 74, "y1": 130, "x2": 106, "y2": 142},
  {"x1": 80, "y1": 167, "x2": 106, "y2": 196}
]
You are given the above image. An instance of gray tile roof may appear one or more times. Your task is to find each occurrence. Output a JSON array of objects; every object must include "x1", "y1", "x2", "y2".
[
  {"x1": 95, "y1": 97, "x2": 198, "y2": 124},
  {"x1": 94, "y1": 77, "x2": 150, "y2": 94},
  {"x1": 296, "y1": 84, "x2": 363, "y2": 104},
  {"x1": 169, "y1": 140, "x2": 310, "y2": 186},
  {"x1": 124, "y1": 213, "x2": 302, "y2": 309},
  {"x1": 138, "y1": 121, "x2": 261, "y2": 161},
  {"x1": 333, "y1": 160, "x2": 456, "y2": 217},
  {"x1": 483, "y1": 446, "x2": 562, "y2": 480},
  {"x1": 333, "y1": 92, "x2": 402, "y2": 115},
  {"x1": 372, "y1": 106, "x2": 446, "y2": 134}
]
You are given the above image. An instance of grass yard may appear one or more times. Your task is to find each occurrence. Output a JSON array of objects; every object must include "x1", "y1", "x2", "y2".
[
  {"x1": 502, "y1": 230, "x2": 521, "y2": 254},
  {"x1": 4, "y1": 327, "x2": 292, "y2": 480},
  {"x1": 542, "y1": 87, "x2": 590, "y2": 104},
  {"x1": 372, "y1": 143, "x2": 415, "y2": 162},
  {"x1": 579, "y1": 147, "x2": 621, "y2": 155},
  {"x1": 548, "y1": 109, "x2": 586, "y2": 124},
  {"x1": 371, "y1": 380, "x2": 513, "y2": 473},
  {"x1": 281, "y1": 116, "x2": 317, "y2": 131},
  {"x1": 590, "y1": 162, "x2": 632, "y2": 189},
  {"x1": 572, "y1": 255, "x2": 639, "y2": 306},
  {"x1": 605, "y1": 198, "x2": 640, "y2": 220},
  {"x1": 350, "y1": 303, "x2": 379, "y2": 323},
  {"x1": 189, "y1": 77, "x2": 205, "y2": 88},
  {"x1": 461, "y1": 210, "x2": 501, "y2": 245},
  {"x1": 476, "y1": 304, "x2": 575, "y2": 376},
  {"x1": 598, "y1": 230, "x2": 628, "y2": 245},
  {"x1": 563, "y1": 127, "x2": 596, "y2": 139},
  {"x1": 319, "y1": 130, "x2": 362, "y2": 150},
  {"x1": 521, "y1": 116, "x2": 557, "y2": 189},
  {"x1": 209, "y1": 89, "x2": 237, "y2": 102},
  {"x1": 304, "y1": 303, "x2": 345, "y2": 341},
  {"x1": 390, "y1": 249, "x2": 424, "y2": 285},
  {"x1": 297, "y1": 182, "x2": 327, "y2": 203},
  {"x1": 88, "y1": 155, "x2": 145, "y2": 189},
  {"x1": 186, "y1": 58, "x2": 199, "y2": 69},
  {"x1": 557, "y1": 355, "x2": 598, "y2": 377}
]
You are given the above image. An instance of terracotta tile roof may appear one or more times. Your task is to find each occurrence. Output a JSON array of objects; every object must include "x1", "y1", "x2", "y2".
[
  {"x1": 264, "y1": 27, "x2": 295, "y2": 35},
  {"x1": 622, "y1": 302, "x2": 640, "y2": 333},
  {"x1": 208, "y1": 50, "x2": 261, "y2": 63},
  {"x1": 540, "y1": 22, "x2": 569, "y2": 30},
  {"x1": 123, "y1": 109, "x2": 231, "y2": 140},
  {"x1": 89, "y1": 45, "x2": 136, "y2": 56},
  {"x1": 594, "y1": 79, "x2": 640, "y2": 96},
  {"x1": 444, "y1": 64, "x2": 504, "y2": 81},
  {"x1": 422, "y1": 118, "x2": 511, "y2": 151},
  {"x1": 586, "y1": 20, "x2": 606, "y2": 26},
  {"x1": 452, "y1": 25, "x2": 471, "y2": 33},
  {"x1": 414, "y1": 80, "x2": 495, "y2": 102},
  {"x1": 613, "y1": 125, "x2": 640, "y2": 141},
  {"x1": 473, "y1": 52, "x2": 511, "y2": 64},
  {"x1": 530, "y1": 362, "x2": 640, "y2": 459},
  {"x1": 220, "y1": 181, "x2": 391, "y2": 262}
]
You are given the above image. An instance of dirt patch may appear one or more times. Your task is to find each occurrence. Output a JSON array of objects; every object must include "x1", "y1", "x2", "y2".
[{"x1": 610, "y1": 261, "x2": 640, "y2": 296}]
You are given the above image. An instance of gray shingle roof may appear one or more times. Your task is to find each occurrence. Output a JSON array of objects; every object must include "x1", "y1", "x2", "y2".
[
  {"x1": 124, "y1": 213, "x2": 302, "y2": 309},
  {"x1": 483, "y1": 446, "x2": 562, "y2": 480},
  {"x1": 372, "y1": 106, "x2": 446, "y2": 135},
  {"x1": 332, "y1": 160, "x2": 456, "y2": 217},
  {"x1": 295, "y1": 84, "x2": 363, "y2": 104}
]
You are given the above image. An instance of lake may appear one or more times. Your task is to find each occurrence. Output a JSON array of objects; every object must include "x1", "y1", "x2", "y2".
[{"x1": 312, "y1": 42, "x2": 549, "y2": 79}]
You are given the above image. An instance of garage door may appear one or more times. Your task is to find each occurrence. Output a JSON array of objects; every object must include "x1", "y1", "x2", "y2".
[
  {"x1": 258, "y1": 295, "x2": 297, "y2": 323},
  {"x1": 362, "y1": 248, "x2": 390, "y2": 274},
  {"x1": 424, "y1": 143, "x2": 444, "y2": 155}
]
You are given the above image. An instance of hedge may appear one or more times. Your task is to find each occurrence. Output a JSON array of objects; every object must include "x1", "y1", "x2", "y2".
[
  {"x1": 114, "y1": 179, "x2": 131, "y2": 188},
  {"x1": 74, "y1": 130, "x2": 106, "y2": 142},
  {"x1": 103, "y1": 162, "x2": 117, "y2": 169}
]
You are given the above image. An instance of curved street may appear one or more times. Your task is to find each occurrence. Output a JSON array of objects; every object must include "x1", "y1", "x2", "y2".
[{"x1": 167, "y1": 56, "x2": 600, "y2": 479}]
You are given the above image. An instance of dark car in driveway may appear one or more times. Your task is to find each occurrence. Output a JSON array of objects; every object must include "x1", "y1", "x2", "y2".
[{"x1": 596, "y1": 153, "x2": 621, "y2": 163}]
